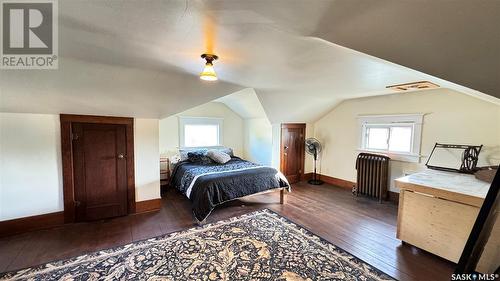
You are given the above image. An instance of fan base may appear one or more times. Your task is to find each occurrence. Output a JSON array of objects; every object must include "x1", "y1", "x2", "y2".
[{"x1": 308, "y1": 179, "x2": 324, "y2": 185}]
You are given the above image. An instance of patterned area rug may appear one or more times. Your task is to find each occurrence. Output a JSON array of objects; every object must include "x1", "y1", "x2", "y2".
[{"x1": 1, "y1": 209, "x2": 395, "y2": 280}]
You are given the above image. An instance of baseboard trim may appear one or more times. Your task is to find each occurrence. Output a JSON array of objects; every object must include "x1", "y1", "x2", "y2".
[
  {"x1": 135, "y1": 198, "x2": 162, "y2": 214},
  {"x1": 303, "y1": 173, "x2": 399, "y2": 204},
  {"x1": 303, "y1": 173, "x2": 355, "y2": 190},
  {"x1": 301, "y1": 173, "x2": 312, "y2": 181},
  {"x1": 320, "y1": 174, "x2": 356, "y2": 190},
  {"x1": 0, "y1": 211, "x2": 65, "y2": 237},
  {"x1": 0, "y1": 199, "x2": 163, "y2": 237}
]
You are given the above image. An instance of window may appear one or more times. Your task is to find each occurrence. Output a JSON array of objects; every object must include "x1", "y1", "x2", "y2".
[
  {"x1": 358, "y1": 114, "x2": 423, "y2": 162},
  {"x1": 365, "y1": 125, "x2": 412, "y2": 152},
  {"x1": 179, "y1": 117, "x2": 223, "y2": 148}
]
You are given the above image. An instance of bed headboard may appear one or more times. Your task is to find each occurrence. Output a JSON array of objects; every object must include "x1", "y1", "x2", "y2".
[{"x1": 179, "y1": 147, "x2": 234, "y2": 160}]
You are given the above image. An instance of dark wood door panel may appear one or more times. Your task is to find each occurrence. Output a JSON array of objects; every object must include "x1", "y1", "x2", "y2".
[
  {"x1": 83, "y1": 127, "x2": 118, "y2": 205},
  {"x1": 286, "y1": 128, "x2": 301, "y2": 176},
  {"x1": 280, "y1": 124, "x2": 305, "y2": 184},
  {"x1": 72, "y1": 123, "x2": 128, "y2": 221},
  {"x1": 60, "y1": 114, "x2": 135, "y2": 223}
]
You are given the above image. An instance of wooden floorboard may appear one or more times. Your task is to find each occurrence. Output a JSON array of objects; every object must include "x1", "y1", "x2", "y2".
[{"x1": 0, "y1": 182, "x2": 455, "y2": 280}]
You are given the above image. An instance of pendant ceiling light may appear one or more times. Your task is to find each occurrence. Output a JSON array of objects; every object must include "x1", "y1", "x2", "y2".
[{"x1": 200, "y1": 53, "x2": 218, "y2": 81}]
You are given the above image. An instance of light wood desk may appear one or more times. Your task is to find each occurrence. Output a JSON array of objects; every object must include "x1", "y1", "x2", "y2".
[{"x1": 395, "y1": 169, "x2": 496, "y2": 269}]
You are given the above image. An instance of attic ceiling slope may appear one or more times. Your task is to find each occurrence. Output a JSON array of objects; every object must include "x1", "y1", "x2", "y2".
[
  {"x1": 0, "y1": 58, "x2": 244, "y2": 118},
  {"x1": 1, "y1": 0, "x2": 498, "y2": 122},
  {"x1": 312, "y1": 0, "x2": 500, "y2": 99},
  {"x1": 215, "y1": 88, "x2": 268, "y2": 119}
]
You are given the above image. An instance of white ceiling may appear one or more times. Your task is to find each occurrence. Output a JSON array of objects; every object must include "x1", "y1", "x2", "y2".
[
  {"x1": 1, "y1": 0, "x2": 498, "y2": 123},
  {"x1": 312, "y1": 0, "x2": 500, "y2": 98},
  {"x1": 216, "y1": 88, "x2": 267, "y2": 119}
]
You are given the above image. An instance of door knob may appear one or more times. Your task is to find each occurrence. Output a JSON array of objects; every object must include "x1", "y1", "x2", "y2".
[
  {"x1": 118, "y1": 153, "x2": 125, "y2": 159},
  {"x1": 284, "y1": 146, "x2": 288, "y2": 150}
]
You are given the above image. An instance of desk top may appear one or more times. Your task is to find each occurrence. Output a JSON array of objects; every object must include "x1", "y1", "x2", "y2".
[{"x1": 395, "y1": 169, "x2": 491, "y2": 207}]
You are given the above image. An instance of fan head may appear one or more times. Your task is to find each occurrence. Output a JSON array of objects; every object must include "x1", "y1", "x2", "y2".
[{"x1": 305, "y1": 138, "x2": 322, "y2": 156}]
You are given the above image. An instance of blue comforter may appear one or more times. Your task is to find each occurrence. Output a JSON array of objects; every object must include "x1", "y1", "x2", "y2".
[{"x1": 171, "y1": 157, "x2": 290, "y2": 222}]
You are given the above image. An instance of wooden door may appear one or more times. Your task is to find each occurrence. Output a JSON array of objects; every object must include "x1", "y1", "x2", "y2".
[
  {"x1": 72, "y1": 123, "x2": 128, "y2": 221},
  {"x1": 280, "y1": 124, "x2": 306, "y2": 184}
]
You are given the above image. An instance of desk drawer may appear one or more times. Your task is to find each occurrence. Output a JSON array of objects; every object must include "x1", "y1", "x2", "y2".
[{"x1": 397, "y1": 189, "x2": 479, "y2": 262}]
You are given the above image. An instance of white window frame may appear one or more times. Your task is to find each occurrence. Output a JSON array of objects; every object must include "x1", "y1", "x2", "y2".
[
  {"x1": 357, "y1": 114, "x2": 424, "y2": 163},
  {"x1": 179, "y1": 116, "x2": 223, "y2": 148}
]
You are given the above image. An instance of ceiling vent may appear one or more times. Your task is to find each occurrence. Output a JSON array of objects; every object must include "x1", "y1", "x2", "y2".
[{"x1": 387, "y1": 81, "x2": 439, "y2": 91}]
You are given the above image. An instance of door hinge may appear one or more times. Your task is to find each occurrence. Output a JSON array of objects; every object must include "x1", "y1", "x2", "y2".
[
  {"x1": 71, "y1": 133, "x2": 79, "y2": 141},
  {"x1": 74, "y1": 200, "x2": 81, "y2": 207}
]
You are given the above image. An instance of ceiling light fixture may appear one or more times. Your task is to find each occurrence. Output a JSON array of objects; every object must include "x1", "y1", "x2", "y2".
[{"x1": 200, "y1": 53, "x2": 218, "y2": 81}]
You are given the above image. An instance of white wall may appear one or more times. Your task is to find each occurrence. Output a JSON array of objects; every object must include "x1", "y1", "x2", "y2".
[
  {"x1": 304, "y1": 122, "x2": 315, "y2": 173},
  {"x1": 0, "y1": 113, "x2": 160, "y2": 221},
  {"x1": 159, "y1": 102, "x2": 244, "y2": 157},
  {"x1": 134, "y1": 118, "x2": 161, "y2": 202},
  {"x1": 217, "y1": 89, "x2": 274, "y2": 166},
  {"x1": 271, "y1": 124, "x2": 281, "y2": 170},
  {"x1": 159, "y1": 101, "x2": 276, "y2": 167},
  {"x1": 243, "y1": 118, "x2": 272, "y2": 165},
  {"x1": 313, "y1": 89, "x2": 500, "y2": 192},
  {"x1": 0, "y1": 113, "x2": 63, "y2": 221}
]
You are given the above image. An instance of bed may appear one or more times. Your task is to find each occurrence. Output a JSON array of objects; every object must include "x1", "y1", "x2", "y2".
[{"x1": 170, "y1": 154, "x2": 290, "y2": 223}]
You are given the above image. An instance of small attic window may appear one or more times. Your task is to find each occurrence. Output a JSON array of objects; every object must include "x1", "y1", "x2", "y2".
[
  {"x1": 179, "y1": 117, "x2": 223, "y2": 148},
  {"x1": 357, "y1": 114, "x2": 424, "y2": 163},
  {"x1": 386, "y1": 81, "x2": 439, "y2": 92}
]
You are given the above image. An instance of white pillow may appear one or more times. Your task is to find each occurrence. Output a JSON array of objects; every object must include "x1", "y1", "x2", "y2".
[{"x1": 207, "y1": 149, "x2": 231, "y2": 164}]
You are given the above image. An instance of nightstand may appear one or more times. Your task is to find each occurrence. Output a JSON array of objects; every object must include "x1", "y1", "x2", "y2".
[{"x1": 160, "y1": 157, "x2": 170, "y2": 194}]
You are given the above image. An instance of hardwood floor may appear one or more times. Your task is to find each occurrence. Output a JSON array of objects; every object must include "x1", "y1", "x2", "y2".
[{"x1": 0, "y1": 182, "x2": 455, "y2": 280}]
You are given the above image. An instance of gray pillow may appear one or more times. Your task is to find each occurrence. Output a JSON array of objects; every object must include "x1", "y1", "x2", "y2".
[
  {"x1": 218, "y1": 147, "x2": 234, "y2": 157},
  {"x1": 207, "y1": 149, "x2": 231, "y2": 164}
]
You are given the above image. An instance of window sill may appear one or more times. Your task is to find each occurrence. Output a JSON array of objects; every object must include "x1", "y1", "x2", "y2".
[
  {"x1": 180, "y1": 145, "x2": 224, "y2": 150},
  {"x1": 356, "y1": 149, "x2": 421, "y2": 163}
]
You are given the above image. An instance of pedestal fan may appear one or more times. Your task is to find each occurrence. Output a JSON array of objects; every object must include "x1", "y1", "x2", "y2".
[{"x1": 305, "y1": 138, "x2": 324, "y2": 185}]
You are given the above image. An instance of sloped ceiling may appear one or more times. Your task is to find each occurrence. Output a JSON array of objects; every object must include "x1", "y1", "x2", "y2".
[
  {"x1": 215, "y1": 88, "x2": 267, "y2": 119},
  {"x1": 1, "y1": 1, "x2": 498, "y2": 123},
  {"x1": 312, "y1": 0, "x2": 500, "y2": 98}
]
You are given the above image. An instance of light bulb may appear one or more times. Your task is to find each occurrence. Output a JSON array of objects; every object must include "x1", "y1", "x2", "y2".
[{"x1": 200, "y1": 62, "x2": 217, "y2": 81}]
